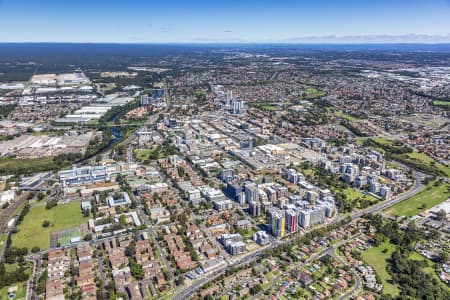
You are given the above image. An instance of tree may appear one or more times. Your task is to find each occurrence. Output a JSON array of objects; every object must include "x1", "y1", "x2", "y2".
[
  {"x1": 162, "y1": 269, "x2": 172, "y2": 281},
  {"x1": 84, "y1": 234, "x2": 92, "y2": 241},
  {"x1": 46, "y1": 199, "x2": 58, "y2": 209},
  {"x1": 437, "y1": 209, "x2": 447, "y2": 221},
  {"x1": 250, "y1": 284, "x2": 263, "y2": 295},
  {"x1": 31, "y1": 246, "x2": 40, "y2": 253},
  {"x1": 42, "y1": 220, "x2": 51, "y2": 228},
  {"x1": 37, "y1": 192, "x2": 45, "y2": 201},
  {"x1": 177, "y1": 275, "x2": 185, "y2": 286},
  {"x1": 129, "y1": 257, "x2": 144, "y2": 280},
  {"x1": 125, "y1": 241, "x2": 135, "y2": 257},
  {"x1": 119, "y1": 215, "x2": 127, "y2": 226}
]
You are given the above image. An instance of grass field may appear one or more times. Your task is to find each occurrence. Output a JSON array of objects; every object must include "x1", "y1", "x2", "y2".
[
  {"x1": 0, "y1": 281, "x2": 27, "y2": 300},
  {"x1": 0, "y1": 157, "x2": 58, "y2": 175},
  {"x1": 342, "y1": 188, "x2": 377, "y2": 202},
  {"x1": 384, "y1": 181, "x2": 450, "y2": 217},
  {"x1": 370, "y1": 137, "x2": 393, "y2": 145},
  {"x1": 13, "y1": 201, "x2": 87, "y2": 250},
  {"x1": 433, "y1": 100, "x2": 450, "y2": 106},
  {"x1": 334, "y1": 110, "x2": 359, "y2": 122},
  {"x1": 340, "y1": 187, "x2": 379, "y2": 209},
  {"x1": 361, "y1": 240, "x2": 399, "y2": 297},
  {"x1": 303, "y1": 87, "x2": 325, "y2": 99},
  {"x1": 134, "y1": 147, "x2": 167, "y2": 161},
  {"x1": 0, "y1": 233, "x2": 6, "y2": 248},
  {"x1": 259, "y1": 104, "x2": 280, "y2": 111},
  {"x1": 406, "y1": 151, "x2": 450, "y2": 177},
  {"x1": 254, "y1": 102, "x2": 281, "y2": 111},
  {"x1": 0, "y1": 262, "x2": 32, "y2": 300}
]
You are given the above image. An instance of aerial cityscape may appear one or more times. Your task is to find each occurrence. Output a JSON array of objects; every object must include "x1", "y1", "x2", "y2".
[{"x1": 0, "y1": 1, "x2": 450, "y2": 300}]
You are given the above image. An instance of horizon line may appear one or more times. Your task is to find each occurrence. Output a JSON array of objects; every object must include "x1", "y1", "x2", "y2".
[{"x1": 1, "y1": 41, "x2": 450, "y2": 45}]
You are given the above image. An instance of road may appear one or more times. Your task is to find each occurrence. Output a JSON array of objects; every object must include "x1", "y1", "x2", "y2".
[
  {"x1": 173, "y1": 246, "x2": 269, "y2": 300},
  {"x1": 174, "y1": 169, "x2": 426, "y2": 300},
  {"x1": 0, "y1": 191, "x2": 30, "y2": 259},
  {"x1": 97, "y1": 248, "x2": 108, "y2": 296},
  {"x1": 28, "y1": 254, "x2": 41, "y2": 300},
  {"x1": 348, "y1": 170, "x2": 425, "y2": 221},
  {"x1": 251, "y1": 234, "x2": 362, "y2": 300},
  {"x1": 198, "y1": 222, "x2": 232, "y2": 265},
  {"x1": 121, "y1": 82, "x2": 171, "y2": 148},
  {"x1": 26, "y1": 257, "x2": 37, "y2": 300}
]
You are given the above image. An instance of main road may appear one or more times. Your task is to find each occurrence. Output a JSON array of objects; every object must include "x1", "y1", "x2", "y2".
[
  {"x1": 174, "y1": 169, "x2": 426, "y2": 300},
  {"x1": 349, "y1": 170, "x2": 426, "y2": 220}
]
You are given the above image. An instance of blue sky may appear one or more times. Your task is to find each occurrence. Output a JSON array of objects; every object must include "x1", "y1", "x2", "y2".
[{"x1": 0, "y1": 0, "x2": 450, "y2": 43}]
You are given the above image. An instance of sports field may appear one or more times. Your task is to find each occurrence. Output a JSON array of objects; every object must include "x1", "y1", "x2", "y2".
[
  {"x1": 13, "y1": 201, "x2": 87, "y2": 250},
  {"x1": 56, "y1": 228, "x2": 81, "y2": 247}
]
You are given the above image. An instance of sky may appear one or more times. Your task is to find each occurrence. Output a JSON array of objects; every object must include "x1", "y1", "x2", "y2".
[{"x1": 0, "y1": 0, "x2": 450, "y2": 43}]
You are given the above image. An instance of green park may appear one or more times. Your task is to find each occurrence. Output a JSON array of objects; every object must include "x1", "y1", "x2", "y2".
[{"x1": 12, "y1": 201, "x2": 87, "y2": 250}]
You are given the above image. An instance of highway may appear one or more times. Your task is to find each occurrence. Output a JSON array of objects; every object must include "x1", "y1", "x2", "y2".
[
  {"x1": 174, "y1": 169, "x2": 426, "y2": 300},
  {"x1": 349, "y1": 170, "x2": 426, "y2": 220}
]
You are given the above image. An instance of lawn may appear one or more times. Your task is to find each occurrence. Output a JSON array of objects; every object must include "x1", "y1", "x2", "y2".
[
  {"x1": 433, "y1": 100, "x2": 450, "y2": 106},
  {"x1": 0, "y1": 262, "x2": 32, "y2": 300},
  {"x1": 0, "y1": 233, "x2": 6, "y2": 249},
  {"x1": 0, "y1": 157, "x2": 58, "y2": 175},
  {"x1": 253, "y1": 102, "x2": 281, "y2": 111},
  {"x1": 134, "y1": 147, "x2": 167, "y2": 161},
  {"x1": 370, "y1": 137, "x2": 393, "y2": 145},
  {"x1": 342, "y1": 188, "x2": 377, "y2": 202},
  {"x1": 302, "y1": 87, "x2": 326, "y2": 99},
  {"x1": 384, "y1": 181, "x2": 450, "y2": 217},
  {"x1": 361, "y1": 240, "x2": 399, "y2": 297},
  {"x1": 0, "y1": 281, "x2": 27, "y2": 300},
  {"x1": 259, "y1": 105, "x2": 280, "y2": 111},
  {"x1": 338, "y1": 187, "x2": 378, "y2": 209},
  {"x1": 406, "y1": 151, "x2": 450, "y2": 177},
  {"x1": 12, "y1": 201, "x2": 87, "y2": 250},
  {"x1": 334, "y1": 110, "x2": 359, "y2": 122}
]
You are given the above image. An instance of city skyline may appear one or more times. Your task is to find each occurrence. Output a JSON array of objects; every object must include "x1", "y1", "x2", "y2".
[{"x1": 1, "y1": 0, "x2": 450, "y2": 43}]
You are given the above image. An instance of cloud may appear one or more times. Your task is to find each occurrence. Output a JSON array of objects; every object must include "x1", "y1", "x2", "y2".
[
  {"x1": 159, "y1": 27, "x2": 174, "y2": 34},
  {"x1": 281, "y1": 34, "x2": 450, "y2": 44},
  {"x1": 224, "y1": 30, "x2": 233, "y2": 33},
  {"x1": 190, "y1": 37, "x2": 248, "y2": 43}
]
